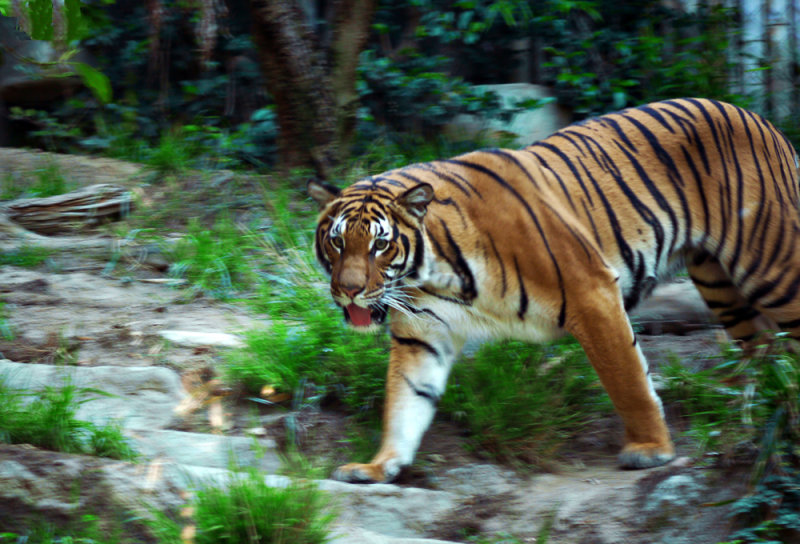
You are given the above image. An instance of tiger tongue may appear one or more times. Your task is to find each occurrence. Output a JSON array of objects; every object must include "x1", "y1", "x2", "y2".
[{"x1": 347, "y1": 303, "x2": 372, "y2": 327}]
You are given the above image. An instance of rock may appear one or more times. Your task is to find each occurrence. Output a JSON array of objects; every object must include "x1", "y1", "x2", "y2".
[
  {"x1": 159, "y1": 329, "x2": 244, "y2": 348},
  {"x1": 445, "y1": 83, "x2": 571, "y2": 147},
  {"x1": 642, "y1": 473, "x2": 704, "y2": 513},
  {"x1": 320, "y1": 480, "x2": 457, "y2": 540},
  {"x1": 129, "y1": 429, "x2": 281, "y2": 473},
  {"x1": 435, "y1": 464, "x2": 517, "y2": 496},
  {"x1": 631, "y1": 279, "x2": 717, "y2": 335},
  {"x1": 329, "y1": 527, "x2": 459, "y2": 544},
  {"x1": 0, "y1": 444, "x2": 185, "y2": 533},
  {"x1": 2, "y1": 184, "x2": 133, "y2": 234},
  {"x1": 0, "y1": 360, "x2": 186, "y2": 430}
]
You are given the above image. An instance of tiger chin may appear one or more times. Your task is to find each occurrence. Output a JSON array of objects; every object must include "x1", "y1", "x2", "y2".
[{"x1": 309, "y1": 98, "x2": 800, "y2": 484}]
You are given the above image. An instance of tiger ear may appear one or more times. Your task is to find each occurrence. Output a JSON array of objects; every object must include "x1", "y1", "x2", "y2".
[
  {"x1": 396, "y1": 183, "x2": 434, "y2": 220},
  {"x1": 307, "y1": 179, "x2": 341, "y2": 208}
]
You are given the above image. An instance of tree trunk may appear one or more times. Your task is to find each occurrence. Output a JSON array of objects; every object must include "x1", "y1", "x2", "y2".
[
  {"x1": 330, "y1": 0, "x2": 377, "y2": 154},
  {"x1": 249, "y1": 0, "x2": 375, "y2": 181}
]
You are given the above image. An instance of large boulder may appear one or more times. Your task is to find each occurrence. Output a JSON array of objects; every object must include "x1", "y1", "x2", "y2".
[{"x1": 446, "y1": 83, "x2": 571, "y2": 147}]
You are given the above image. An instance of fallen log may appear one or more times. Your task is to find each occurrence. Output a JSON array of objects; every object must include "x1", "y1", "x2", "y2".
[{"x1": 1, "y1": 183, "x2": 133, "y2": 234}]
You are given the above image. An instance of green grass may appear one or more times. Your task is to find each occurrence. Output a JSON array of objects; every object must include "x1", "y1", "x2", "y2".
[
  {"x1": 1, "y1": 514, "x2": 124, "y2": 544},
  {"x1": 145, "y1": 129, "x2": 197, "y2": 174},
  {"x1": 440, "y1": 338, "x2": 613, "y2": 464},
  {"x1": 0, "y1": 376, "x2": 138, "y2": 461},
  {"x1": 0, "y1": 161, "x2": 73, "y2": 200},
  {"x1": 661, "y1": 338, "x2": 800, "y2": 543},
  {"x1": 0, "y1": 246, "x2": 54, "y2": 267},
  {"x1": 226, "y1": 289, "x2": 389, "y2": 416},
  {"x1": 151, "y1": 469, "x2": 334, "y2": 544},
  {"x1": 165, "y1": 216, "x2": 256, "y2": 299},
  {"x1": 31, "y1": 162, "x2": 70, "y2": 197},
  {"x1": 0, "y1": 301, "x2": 13, "y2": 340}
]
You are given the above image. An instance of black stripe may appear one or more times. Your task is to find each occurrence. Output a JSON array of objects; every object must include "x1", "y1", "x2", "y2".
[
  {"x1": 581, "y1": 198, "x2": 604, "y2": 250},
  {"x1": 680, "y1": 145, "x2": 710, "y2": 245},
  {"x1": 406, "y1": 305, "x2": 449, "y2": 327},
  {"x1": 513, "y1": 255, "x2": 528, "y2": 320},
  {"x1": 621, "y1": 113, "x2": 689, "y2": 255},
  {"x1": 637, "y1": 105, "x2": 676, "y2": 134},
  {"x1": 487, "y1": 234, "x2": 507, "y2": 297},
  {"x1": 569, "y1": 133, "x2": 636, "y2": 275},
  {"x1": 392, "y1": 334, "x2": 441, "y2": 359},
  {"x1": 761, "y1": 275, "x2": 800, "y2": 309},
  {"x1": 445, "y1": 158, "x2": 568, "y2": 327},
  {"x1": 415, "y1": 163, "x2": 482, "y2": 199},
  {"x1": 611, "y1": 141, "x2": 669, "y2": 269},
  {"x1": 527, "y1": 143, "x2": 578, "y2": 211},
  {"x1": 408, "y1": 229, "x2": 425, "y2": 279},
  {"x1": 486, "y1": 148, "x2": 541, "y2": 190},
  {"x1": 719, "y1": 306, "x2": 760, "y2": 328},
  {"x1": 777, "y1": 317, "x2": 800, "y2": 329},
  {"x1": 690, "y1": 275, "x2": 733, "y2": 289},
  {"x1": 437, "y1": 218, "x2": 477, "y2": 301},
  {"x1": 401, "y1": 374, "x2": 440, "y2": 405}
]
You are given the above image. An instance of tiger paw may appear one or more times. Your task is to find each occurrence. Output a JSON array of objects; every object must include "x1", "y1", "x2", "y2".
[
  {"x1": 618, "y1": 442, "x2": 676, "y2": 469},
  {"x1": 332, "y1": 460, "x2": 402, "y2": 484}
]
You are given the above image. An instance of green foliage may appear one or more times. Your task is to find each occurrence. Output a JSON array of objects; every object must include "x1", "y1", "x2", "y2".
[
  {"x1": 726, "y1": 469, "x2": 800, "y2": 543},
  {"x1": 0, "y1": 246, "x2": 53, "y2": 267},
  {"x1": 540, "y1": 1, "x2": 745, "y2": 116},
  {"x1": 0, "y1": 376, "x2": 138, "y2": 461},
  {"x1": 440, "y1": 338, "x2": 612, "y2": 462},
  {"x1": 226, "y1": 291, "x2": 389, "y2": 417},
  {"x1": 660, "y1": 355, "x2": 749, "y2": 455},
  {"x1": 662, "y1": 338, "x2": 800, "y2": 542},
  {"x1": 73, "y1": 62, "x2": 112, "y2": 104},
  {"x1": 154, "y1": 469, "x2": 334, "y2": 544},
  {"x1": 357, "y1": 49, "x2": 501, "y2": 136},
  {"x1": 0, "y1": 301, "x2": 13, "y2": 341},
  {"x1": 0, "y1": 514, "x2": 123, "y2": 544},
  {"x1": 165, "y1": 216, "x2": 255, "y2": 299}
]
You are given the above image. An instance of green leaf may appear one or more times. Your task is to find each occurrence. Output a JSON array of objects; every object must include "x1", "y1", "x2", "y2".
[
  {"x1": 0, "y1": 1, "x2": 10, "y2": 16},
  {"x1": 64, "y1": 0, "x2": 87, "y2": 41},
  {"x1": 28, "y1": 0, "x2": 54, "y2": 40},
  {"x1": 74, "y1": 62, "x2": 112, "y2": 103}
]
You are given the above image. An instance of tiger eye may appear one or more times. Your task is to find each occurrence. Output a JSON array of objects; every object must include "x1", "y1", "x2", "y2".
[
  {"x1": 374, "y1": 239, "x2": 389, "y2": 251},
  {"x1": 331, "y1": 235, "x2": 344, "y2": 249}
]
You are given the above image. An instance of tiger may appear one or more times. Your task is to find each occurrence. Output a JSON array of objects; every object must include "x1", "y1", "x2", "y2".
[{"x1": 308, "y1": 98, "x2": 800, "y2": 483}]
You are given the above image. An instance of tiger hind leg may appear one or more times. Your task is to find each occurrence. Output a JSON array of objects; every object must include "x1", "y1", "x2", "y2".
[{"x1": 687, "y1": 251, "x2": 776, "y2": 353}]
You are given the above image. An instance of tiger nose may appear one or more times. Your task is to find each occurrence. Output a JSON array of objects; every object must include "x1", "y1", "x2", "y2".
[{"x1": 340, "y1": 285, "x2": 364, "y2": 299}]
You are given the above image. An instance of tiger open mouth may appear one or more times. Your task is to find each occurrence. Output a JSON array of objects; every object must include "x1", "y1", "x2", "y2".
[{"x1": 343, "y1": 303, "x2": 388, "y2": 327}]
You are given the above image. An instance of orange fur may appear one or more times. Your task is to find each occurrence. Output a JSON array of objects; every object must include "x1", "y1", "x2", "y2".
[{"x1": 309, "y1": 98, "x2": 800, "y2": 482}]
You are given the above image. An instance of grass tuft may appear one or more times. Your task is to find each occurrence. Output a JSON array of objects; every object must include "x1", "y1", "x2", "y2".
[
  {"x1": 153, "y1": 469, "x2": 334, "y2": 544},
  {"x1": 440, "y1": 338, "x2": 612, "y2": 463},
  {"x1": 0, "y1": 246, "x2": 54, "y2": 268},
  {"x1": 0, "y1": 376, "x2": 138, "y2": 461},
  {"x1": 165, "y1": 216, "x2": 255, "y2": 299}
]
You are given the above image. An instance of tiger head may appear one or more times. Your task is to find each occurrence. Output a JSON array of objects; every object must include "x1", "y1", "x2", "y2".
[{"x1": 308, "y1": 179, "x2": 434, "y2": 330}]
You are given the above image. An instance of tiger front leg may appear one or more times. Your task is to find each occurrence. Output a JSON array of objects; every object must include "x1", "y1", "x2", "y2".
[
  {"x1": 332, "y1": 331, "x2": 458, "y2": 483},
  {"x1": 568, "y1": 285, "x2": 675, "y2": 469}
]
